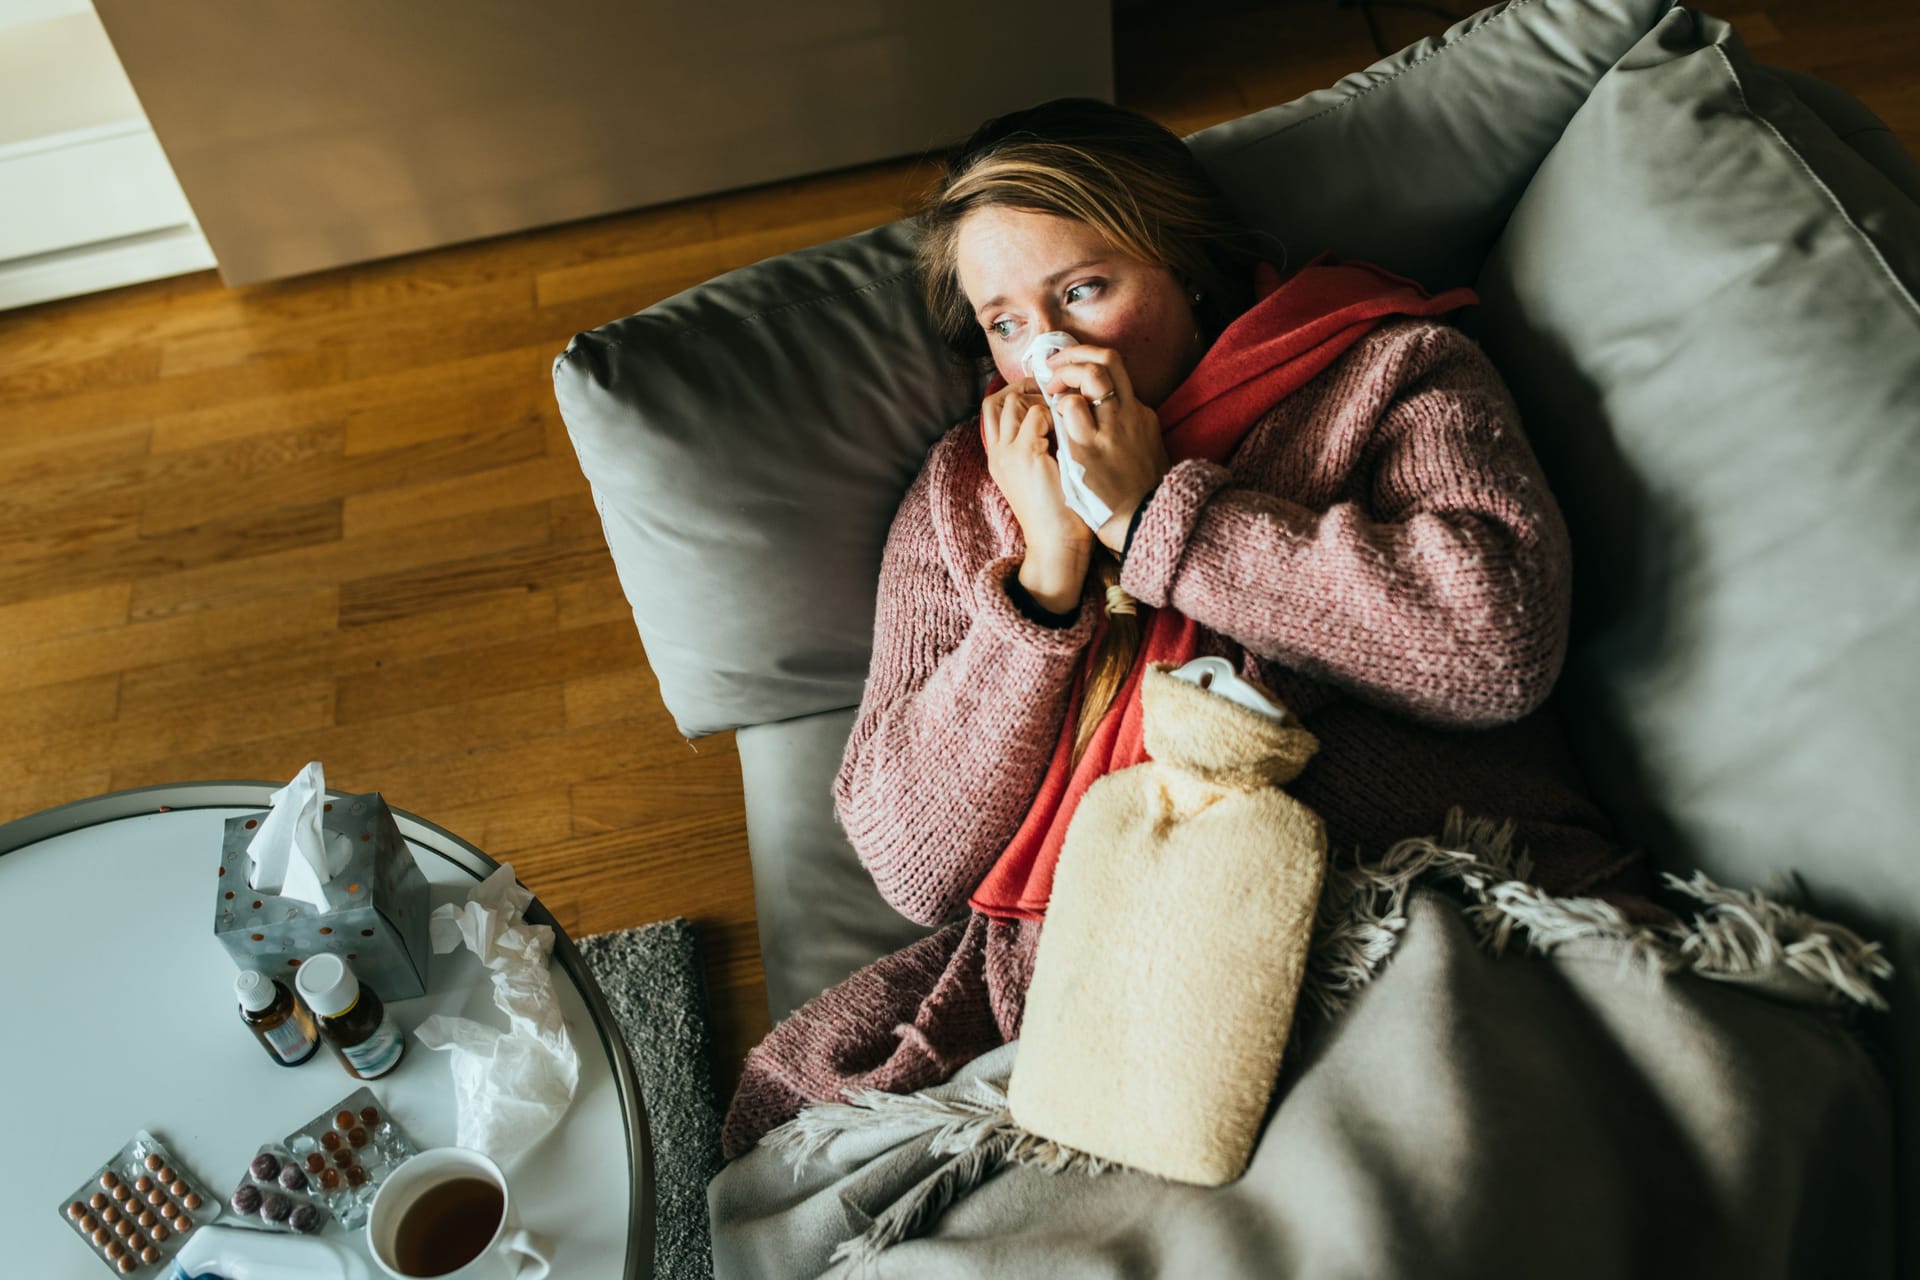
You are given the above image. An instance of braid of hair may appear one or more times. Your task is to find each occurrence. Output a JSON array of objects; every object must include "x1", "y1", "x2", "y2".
[{"x1": 1071, "y1": 547, "x2": 1143, "y2": 766}]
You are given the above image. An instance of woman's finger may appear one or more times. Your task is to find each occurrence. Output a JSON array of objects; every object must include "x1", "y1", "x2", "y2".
[
  {"x1": 1050, "y1": 344, "x2": 1136, "y2": 405},
  {"x1": 1043, "y1": 361, "x2": 1117, "y2": 409}
]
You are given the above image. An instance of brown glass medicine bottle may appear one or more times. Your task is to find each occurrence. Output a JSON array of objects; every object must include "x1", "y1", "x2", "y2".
[
  {"x1": 294, "y1": 953, "x2": 405, "y2": 1079},
  {"x1": 235, "y1": 969, "x2": 320, "y2": 1066}
]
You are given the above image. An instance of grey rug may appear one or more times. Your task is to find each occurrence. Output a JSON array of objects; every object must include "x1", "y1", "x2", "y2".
[{"x1": 576, "y1": 917, "x2": 724, "y2": 1280}]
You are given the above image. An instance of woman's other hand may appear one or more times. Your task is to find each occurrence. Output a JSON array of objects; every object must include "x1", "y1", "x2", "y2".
[
  {"x1": 1037, "y1": 344, "x2": 1170, "y2": 553},
  {"x1": 983, "y1": 378, "x2": 1092, "y2": 613}
]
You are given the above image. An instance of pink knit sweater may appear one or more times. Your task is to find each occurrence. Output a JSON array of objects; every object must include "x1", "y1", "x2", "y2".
[{"x1": 720, "y1": 317, "x2": 1648, "y2": 1158}]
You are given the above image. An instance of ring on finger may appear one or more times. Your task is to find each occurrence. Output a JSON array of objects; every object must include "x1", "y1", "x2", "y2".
[{"x1": 1089, "y1": 390, "x2": 1118, "y2": 408}]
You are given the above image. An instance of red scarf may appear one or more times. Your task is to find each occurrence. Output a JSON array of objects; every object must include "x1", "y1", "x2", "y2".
[{"x1": 968, "y1": 252, "x2": 1479, "y2": 922}]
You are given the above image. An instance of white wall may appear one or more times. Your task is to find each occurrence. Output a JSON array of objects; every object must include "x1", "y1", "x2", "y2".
[{"x1": 0, "y1": 1, "x2": 215, "y2": 311}]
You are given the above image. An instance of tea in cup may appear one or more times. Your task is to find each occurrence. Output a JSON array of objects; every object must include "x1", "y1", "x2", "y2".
[{"x1": 365, "y1": 1148, "x2": 551, "y2": 1279}]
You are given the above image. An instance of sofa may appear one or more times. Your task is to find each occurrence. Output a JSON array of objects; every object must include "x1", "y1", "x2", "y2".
[{"x1": 555, "y1": 0, "x2": 1919, "y2": 1272}]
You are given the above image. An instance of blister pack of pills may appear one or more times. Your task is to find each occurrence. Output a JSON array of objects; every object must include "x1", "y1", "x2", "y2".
[
  {"x1": 275, "y1": 1086, "x2": 418, "y2": 1231},
  {"x1": 57, "y1": 1131, "x2": 218, "y2": 1275},
  {"x1": 225, "y1": 1144, "x2": 331, "y2": 1235}
]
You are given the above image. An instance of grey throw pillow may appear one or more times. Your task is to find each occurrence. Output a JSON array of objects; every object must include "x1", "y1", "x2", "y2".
[{"x1": 1473, "y1": 7, "x2": 1920, "y2": 1257}]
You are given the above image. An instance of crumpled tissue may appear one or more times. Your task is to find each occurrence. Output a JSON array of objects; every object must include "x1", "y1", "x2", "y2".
[
  {"x1": 245, "y1": 760, "x2": 354, "y2": 911},
  {"x1": 414, "y1": 863, "x2": 580, "y2": 1169},
  {"x1": 1022, "y1": 330, "x2": 1115, "y2": 532}
]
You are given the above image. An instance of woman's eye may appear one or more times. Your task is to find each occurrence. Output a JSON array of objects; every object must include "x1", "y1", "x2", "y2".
[
  {"x1": 1065, "y1": 281, "x2": 1101, "y2": 305},
  {"x1": 988, "y1": 318, "x2": 1017, "y2": 339}
]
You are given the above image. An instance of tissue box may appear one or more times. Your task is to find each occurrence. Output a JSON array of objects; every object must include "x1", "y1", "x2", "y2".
[{"x1": 213, "y1": 792, "x2": 432, "y2": 1001}]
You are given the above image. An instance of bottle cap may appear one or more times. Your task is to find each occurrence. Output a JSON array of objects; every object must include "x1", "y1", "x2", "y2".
[
  {"x1": 294, "y1": 953, "x2": 359, "y2": 1017},
  {"x1": 234, "y1": 969, "x2": 276, "y2": 1013}
]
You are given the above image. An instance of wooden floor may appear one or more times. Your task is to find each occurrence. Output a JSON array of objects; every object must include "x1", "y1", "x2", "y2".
[{"x1": 2, "y1": 0, "x2": 1914, "y2": 1102}]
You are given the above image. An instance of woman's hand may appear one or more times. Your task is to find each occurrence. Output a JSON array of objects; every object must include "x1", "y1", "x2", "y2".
[
  {"x1": 1035, "y1": 344, "x2": 1170, "y2": 553},
  {"x1": 982, "y1": 379, "x2": 1092, "y2": 614}
]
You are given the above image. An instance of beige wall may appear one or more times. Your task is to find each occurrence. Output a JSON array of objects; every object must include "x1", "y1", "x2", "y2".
[{"x1": 95, "y1": 0, "x2": 1112, "y2": 285}]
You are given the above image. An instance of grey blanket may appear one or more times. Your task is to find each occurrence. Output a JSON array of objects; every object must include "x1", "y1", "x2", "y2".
[{"x1": 711, "y1": 886, "x2": 1894, "y2": 1279}]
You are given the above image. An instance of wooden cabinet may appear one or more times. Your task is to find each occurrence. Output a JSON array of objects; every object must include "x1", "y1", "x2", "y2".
[{"x1": 91, "y1": 0, "x2": 1111, "y2": 287}]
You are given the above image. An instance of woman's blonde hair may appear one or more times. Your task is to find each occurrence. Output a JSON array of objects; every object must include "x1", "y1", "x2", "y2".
[{"x1": 912, "y1": 99, "x2": 1272, "y2": 763}]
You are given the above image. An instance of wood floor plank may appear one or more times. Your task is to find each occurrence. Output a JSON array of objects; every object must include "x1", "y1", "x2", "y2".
[
  {"x1": 554, "y1": 569, "x2": 633, "y2": 630},
  {"x1": 0, "y1": 585, "x2": 340, "y2": 697},
  {"x1": 341, "y1": 453, "x2": 586, "y2": 539},
  {"x1": 341, "y1": 345, "x2": 558, "y2": 456},
  {"x1": 321, "y1": 718, "x2": 725, "y2": 820},
  {"x1": 563, "y1": 667, "x2": 671, "y2": 732},
  {"x1": 108, "y1": 685, "x2": 569, "y2": 799},
  {"x1": 7, "y1": 673, "x2": 122, "y2": 741},
  {"x1": 569, "y1": 753, "x2": 745, "y2": 835},
  {"x1": 135, "y1": 422, "x2": 347, "y2": 536},
  {"x1": 142, "y1": 416, "x2": 545, "y2": 537},
  {"x1": 117, "y1": 586, "x2": 561, "y2": 719},
  {"x1": 0, "y1": 346, "x2": 354, "y2": 439},
  {"x1": 0, "y1": 498, "x2": 345, "y2": 611},
  {"x1": 126, "y1": 500, "x2": 552, "y2": 623},
  {"x1": 0, "y1": 342, "x2": 165, "y2": 406},
  {"x1": 429, "y1": 788, "x2": 577, "y2": 858},
  {"x1": 334, "y1": 618, "x2": 643, "y2": 724},
  {"x1": 0, "y1": 274, "x2": 350, "y2": 387},
  {"x1": 0, "y1": 677, "x2": 335, "y2": 791},
  {"x1": 0, "y1": 582, "x2": 131, "y2": 647},
  {"x1": 0, "y1": 426, "x2": 152, "y2": 534}
]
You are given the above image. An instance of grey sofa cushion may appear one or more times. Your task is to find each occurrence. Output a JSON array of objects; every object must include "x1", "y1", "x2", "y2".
[
  {"x1": 737, "y1": 711, "x2": 939, "y2": 1022},
  {"x1": 554, "y1": 222, "x2": 977, "y2": 740},
  {"x1": 1472, "y1": 8, "x2": 1920, "y2": 1263},
  {"x1": 553, "y1": 0, "x2": 1675, "y2": 740},
  {"x1": 1185, "y1": 0, "x2": 1676, "y2": 293}
]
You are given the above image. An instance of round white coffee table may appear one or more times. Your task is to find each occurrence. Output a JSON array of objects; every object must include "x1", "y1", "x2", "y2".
[{"x1": 0, "y1": 782, "x2": 654, "y2": 1279}]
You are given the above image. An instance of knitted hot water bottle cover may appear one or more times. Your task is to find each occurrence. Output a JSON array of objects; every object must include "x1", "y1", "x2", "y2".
[{"x1": 1008, "y1": 663, "x2": 1327, "y2": 1186}]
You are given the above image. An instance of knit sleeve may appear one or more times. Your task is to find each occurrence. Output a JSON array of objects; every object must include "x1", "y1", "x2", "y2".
[
  {"x1": 834, "y1": 445, "x2": 1098, "y2": 926},
  {"x1": 1119, "y1": 323, "x2": 1571, "y2": 729}
]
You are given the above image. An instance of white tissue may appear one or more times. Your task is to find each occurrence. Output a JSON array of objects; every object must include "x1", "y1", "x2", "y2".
[
  {"x1": 1021, "y1": 331, "x2": 1115, "y2": 532},
  {"x1": 1169, "y1": 656, "x2": 1288, "y2": 721},
  {"x1": 413, "y1": 863, "x2": 580, "y2": 1171},
  {"x1": 246, "y1": 761, "x2": 351, "y2": 911}
]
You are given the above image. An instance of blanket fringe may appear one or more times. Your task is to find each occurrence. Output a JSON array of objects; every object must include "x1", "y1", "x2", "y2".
[
  {"x1": 1305, "y1": 808, "x2": 1893, "y2": 1018},
  {"x1": 764, "y1": 1076, "x2": 1112, "y2": 1184},
  {"x1": 763, "y1": 807, "x2": 1894, "y2": 1264},
  {"x1": 829, "y1": 1132, "x2": 1015, "y2": 1271}
]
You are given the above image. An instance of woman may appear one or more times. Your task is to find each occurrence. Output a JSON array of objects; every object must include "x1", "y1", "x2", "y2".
[{"x1": 720, "y1": 98, "x2": 1653, "y2": 1159}]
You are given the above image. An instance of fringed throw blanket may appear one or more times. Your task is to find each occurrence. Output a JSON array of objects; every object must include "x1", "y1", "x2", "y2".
[{"x1": 711, "y1": 812, "x2": 1894, "y2": 1280}]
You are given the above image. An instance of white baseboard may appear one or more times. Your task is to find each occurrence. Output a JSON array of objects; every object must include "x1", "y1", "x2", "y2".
[{"x1": 0, "y1": 223, "x2": 217, "y2": 312}]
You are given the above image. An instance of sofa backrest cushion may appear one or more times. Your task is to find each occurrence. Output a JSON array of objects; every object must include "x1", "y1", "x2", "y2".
[
  {"x1": 553, "y1": 0, "x2": 1675, "y2": 739},
  {"x1": 1473, "y1": 9, "x2": 1920, "y2": 1259}
]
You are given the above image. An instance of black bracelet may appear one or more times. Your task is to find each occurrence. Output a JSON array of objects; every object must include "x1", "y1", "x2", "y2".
[{"x1": 1122, "y1": 481, "x2": 1161, "y2": 558}]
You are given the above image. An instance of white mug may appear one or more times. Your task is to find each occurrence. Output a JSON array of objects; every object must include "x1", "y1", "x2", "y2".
[{"x1": 365, "y1": 1148, "x2": 553, "y2": 1280}]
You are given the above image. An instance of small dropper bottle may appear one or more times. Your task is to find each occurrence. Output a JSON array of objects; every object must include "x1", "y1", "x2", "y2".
[{"x1": 234, "y1": 970, "x2": 320, "y2": 1067}]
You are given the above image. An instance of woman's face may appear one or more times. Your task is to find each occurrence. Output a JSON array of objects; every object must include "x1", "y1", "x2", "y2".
[{"x1": 954, "y1": 206, "x2": 1202, "y2": 408}]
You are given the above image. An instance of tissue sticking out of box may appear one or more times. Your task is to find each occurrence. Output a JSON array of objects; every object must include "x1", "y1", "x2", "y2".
[
  {"x1": 414, "y1": 863, "x2": 581, "y2": 1170},
  {"x1": 246, "y1": 761, "x2": 353, "y2": 911}
]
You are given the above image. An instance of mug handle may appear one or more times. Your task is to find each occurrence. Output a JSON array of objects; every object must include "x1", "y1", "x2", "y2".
[{"x1": 501, "y1": 1228, "x2": 555, "y2": 1280}]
